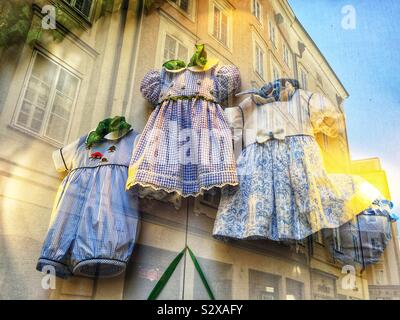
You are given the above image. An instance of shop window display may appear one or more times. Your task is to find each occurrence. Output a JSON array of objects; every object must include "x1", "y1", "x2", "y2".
[{"x1": 0, "y1": 0, "x2": 399, "y2": 303}]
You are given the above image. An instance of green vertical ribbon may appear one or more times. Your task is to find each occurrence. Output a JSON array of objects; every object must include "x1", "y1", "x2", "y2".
[
  {"x1": 147, "y1": 246, "x2": 215, "y2": 300},
  {"x1": 187, "y1": 246, "x2": 216, "y2": 300}
]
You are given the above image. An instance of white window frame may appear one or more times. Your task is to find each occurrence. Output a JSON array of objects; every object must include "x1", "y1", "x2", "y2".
[
  {"x1": 252, "y1": 33, "x2": 266, "y2": 80},
  {"x1": 333, "y1": 228, "x2": 342, "y2": 252},
  {"x1": 251, "y1": 0, "x2": 263, "y2": 24},
  {"x1": 269, "y1": 19, "x2": 277, "y2": 48},
  {"x1": 168, "y1": 0, "x2": 196, "y2": 21},
  {"x1": 208, "y1": 0, "x2": 233, "y2": 49},
  {"x1": 63, "y1": 0, "x2": 96, "y2": 22},
  {"x1": 353, "y1": 235, "x2": 362, "y2": 263},
  {"x1": 299, "y1": 66, "x2": 308, "y2": 90},
  {"x1": 162, "y1": 33, "x2": 190, "y2": 63},
  {"x1": 155, "y1": 14, "x2": 196, "y2": 68},
  {"x1": 271, "y1": 59, "x2": 281, "y2": 81},
  {"x1": 283, "y1": 42, "x2": 291, "y2": 68},
  {"x1": 12, "y1": 50, "x2": 80, "y2": 146}
]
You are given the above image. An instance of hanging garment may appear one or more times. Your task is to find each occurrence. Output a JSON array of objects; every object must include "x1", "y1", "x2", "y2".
[
  {"x1": 36, "y1": 126, "x2": 140, "y2": 278},
  {"x1": 126, "y1": 60, "x2": 241, "y2": 198},
  {"x1": 323, "y1": 200, "x2": 396, "y2": 267},
  {"x1": 213, "y1": 86, "x2": 391, "y2": 241}
]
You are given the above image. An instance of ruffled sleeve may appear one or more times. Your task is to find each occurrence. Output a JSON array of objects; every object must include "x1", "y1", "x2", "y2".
[
  {"x1": 52, "y1": 137, "x2": 81, "y2": 172},
  {"x1": 214, "y1": 65, "x2": 241, "y2": 103},
  {"x1": 140, "y1": 70, "x2": 161, "y2": 106},
  {"x1": 309, "y1": 92, "x2": 340, "y2": 138}
]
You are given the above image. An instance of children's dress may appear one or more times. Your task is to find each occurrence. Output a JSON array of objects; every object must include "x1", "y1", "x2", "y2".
[
  {"x1": 36, "y1": 130, "x2": 140, "y2": 278},
  {"x1": 323, "y1": 199, "x2": 396, "y2": 267},
  {"x1": 126, "y1": 63, "x2": 241, "y2": 197},
  {"x1": 213, "y1": 90, "x2": 391, "y2": 241}
]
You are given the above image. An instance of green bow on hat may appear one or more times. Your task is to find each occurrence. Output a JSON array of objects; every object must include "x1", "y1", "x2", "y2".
[
  {"x1": 86, "y1": 116, "x2": 131, "y2": 148},
  {"x1": 162, "y1": 44, "x2": 208, "y2": 70}
]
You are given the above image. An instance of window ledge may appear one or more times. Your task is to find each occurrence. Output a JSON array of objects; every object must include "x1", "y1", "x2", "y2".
[
  {"x1": 9, "y1": 123, "x2": 64, "y2": 148},
  {"x1": 167, "y1": 1, "x2": 196, "y2": 22}
]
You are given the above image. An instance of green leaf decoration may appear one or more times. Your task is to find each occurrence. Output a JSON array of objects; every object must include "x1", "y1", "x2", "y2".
[
  {"x1": 86, "y1": 116, "x2": 131, "y2": 148},
  {"x1": 162, "y1": 60, "x2": 187, "y2": 70},
  {"x1": 187, "y1": 247, "x2": 215, "y2": 300},
  {"x1": 148, "y1": 248, "x2": 186, "y2": 300},
  {"x1": 0, "y1": 1, "x2": 33, "y2": 48},
  {"x1": 109, "y1": 116, "x2": 131, "y2": 132},
  {"x1": 0, "y1": 0, "x2": 118, "y2": 49},
  {"x1": 188, "y1": 44, "x2": 208, "y2": 68},
  {"x1": 147, "y1": 246, "x2": 215, "y2": 300}
]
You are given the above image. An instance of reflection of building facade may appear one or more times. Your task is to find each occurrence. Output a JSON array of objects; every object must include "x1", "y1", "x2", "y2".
[
  {"x1": 0, "y1": 0, "x2": 398, "y2": 300},
  {"x1": 351, "y1": 158, "x2": 400, "y2": 300}
]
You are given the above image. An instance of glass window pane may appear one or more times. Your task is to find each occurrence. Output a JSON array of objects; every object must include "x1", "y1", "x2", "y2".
[
  {"x1": 16, "y1": 102, "x2": 32, "y2": 127},
  {"x1": 249, "y1": 270, "x2": 280, "y2": 300},
  {"x1": 286, "y1": 279, "x2": 304, "y2": 300},
  {"x1": 177, "y1": 44, "x2": 188, "y2": 62},
  {"x1": 31, "y1": 54, "x2": 57, "y2": 85},
  {"x1": 213, "y1": 7, "x2": 220, "y2": 38},
  {"x1": 221, "y1": 13, "x2": 228, "y2": 45},
  {"x1": 73, "y1": 0, "x2": 92, "y2": 17},
  {"x1": 24, "y1": 79, "x2": 50, "y2": 109},
  {"x1": 179, "y1": 0, "x2": 189, "y2": 12},
  {"x1": 164, "y1": 35, "x2": 177, "y2": 61},
  {"x1": 31, "y1": 108, "x2": 45, "y2": 132},
  {"x1": 45, "y1": 114, "x2": 69, "y2": 142},
  {"x1": 57, "y1": 70, "x2": 79, "y2": 99},
  {"x1": 193, "y1": 258, "x2": 232, "y2": 300},
  {"x1": 53, "y1": 93, "x2": 73, "y2": 119}
]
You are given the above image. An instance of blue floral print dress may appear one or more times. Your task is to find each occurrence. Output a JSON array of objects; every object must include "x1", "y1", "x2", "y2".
[
  {"x1": 213, "y1": 88, "x2": 392, "y2": 241},
  {"x1": 126, "y1": 63, "x2": 241, "y2": 197},
  {"x1": 36, "y1": 130, "x2": 140, "y2": 278}
]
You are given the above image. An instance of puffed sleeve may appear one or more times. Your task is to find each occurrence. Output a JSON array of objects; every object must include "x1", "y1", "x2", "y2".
[
  {"x1": 140, "y1": 70, "x2": 161, "y2": 106},
  {"x1": 214, "y1": 65, "x2": 241, "y2": 103},
  {"x1": 52, "y1": 137, "x2": 81, "y2": 172},
  {"x1": 309, "y1": 92, "x2": 340, "y2": 138}
]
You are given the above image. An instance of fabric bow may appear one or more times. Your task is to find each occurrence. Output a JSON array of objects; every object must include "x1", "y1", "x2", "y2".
[
  {"x1": 86, "y1": 116, "x2": 131, "y2": 148},
  {"x1": 256, "y1": 128, "x2": 286, "y2": 143}
]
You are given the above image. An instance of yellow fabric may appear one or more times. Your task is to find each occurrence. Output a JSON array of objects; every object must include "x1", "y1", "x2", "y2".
[{"x1": 309, "y1": 93, "x2": 340, "y2": 138}]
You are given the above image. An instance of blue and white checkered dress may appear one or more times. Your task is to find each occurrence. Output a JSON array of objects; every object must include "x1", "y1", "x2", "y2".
[
  {"x1": 37, "y1": 130, "x2": 139, "y2": 278},
  {"x1": 126, "y1": 64, "x2": 241, "y2": 197}
]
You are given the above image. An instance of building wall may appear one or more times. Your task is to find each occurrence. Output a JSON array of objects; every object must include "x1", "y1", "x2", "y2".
[
  {"x1": 351, "y1": 157, "x2": 400, "y2": 299},
  {"x1": 0, "y1": 0, "x2": 398, "y2": 300}
]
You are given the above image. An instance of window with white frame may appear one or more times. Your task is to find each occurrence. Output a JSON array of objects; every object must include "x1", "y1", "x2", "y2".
[
  {"x1": 353, "y1": 235, "x2": 362, "y2": 263},
  {"x1": 333, "y1": 228, "x2": 342, "y2": 252},
  {"x1": 269, "y1": 19, "x2": 276, "y2": 47},
  {"x1": 254, "y1": 43, "x2": 265, "y2": 79},
  {"x1": 283, "y1": 43, "x2": 291, "y2": 67},
  {"x1": 300, "y1": 67, "x2": 308, "y2": 90},
  {"x1": 272, "y1": 62, "x2": 280, "y2": 81},
  {"x1": 169, "y1": 0, "x2": 191, "y2": 13},
  {"x1": 14, "y1": 51, "x2": 80, "y2": 144},
  {"x1": 210, "y1": 1, "x2": 231, "y2": 47},
  {"x1": 252, "y1": 0, "x2": 262, "y2": 22},
  {"x1": 163, "y1": 34, "x2": 189, "y2": 63},
  {"x1": 64, "y1": 0, "x2": 94, "y2": 20}
]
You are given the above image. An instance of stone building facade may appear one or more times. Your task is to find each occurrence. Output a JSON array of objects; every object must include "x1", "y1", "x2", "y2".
[{"x1": 0, "y1": 0, "x2": 398, "y2": 300}]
